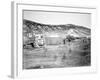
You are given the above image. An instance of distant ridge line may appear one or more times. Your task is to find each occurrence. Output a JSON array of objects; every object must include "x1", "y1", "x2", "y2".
[{"x1": 23, "y1": 19, "x2": 90, "y2": 30}]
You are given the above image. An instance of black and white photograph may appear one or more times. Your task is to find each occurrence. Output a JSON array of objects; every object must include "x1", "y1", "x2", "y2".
[{"x1": 23, "y1": 10, "x2": 91, "y2": 69}]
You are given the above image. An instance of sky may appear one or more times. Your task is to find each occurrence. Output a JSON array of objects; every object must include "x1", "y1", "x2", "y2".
[{"x1": 23, "y1": 10, "x2": 91, "y2": 28}]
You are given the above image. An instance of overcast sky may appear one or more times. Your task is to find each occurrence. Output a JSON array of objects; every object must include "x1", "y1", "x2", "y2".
[{"x1": 23, "y1": 10, "x2": 91, "y2": 28}]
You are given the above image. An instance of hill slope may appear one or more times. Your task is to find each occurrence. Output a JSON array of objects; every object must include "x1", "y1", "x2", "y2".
[{"x1": 23, "y1": 19, "x2": 91, "y2": 38}]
